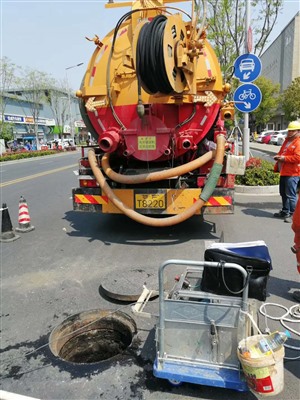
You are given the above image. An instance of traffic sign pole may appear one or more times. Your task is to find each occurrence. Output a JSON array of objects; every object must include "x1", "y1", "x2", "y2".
[
  {"x1": 243, "y1": 0, "x2": 251, "y2": 161},
  {"x1": 247, "y1": 26, "x2": 253, "y2": 53},
  {"x1": 233, "y1": 5, "x2": 262, "y2": 162}
]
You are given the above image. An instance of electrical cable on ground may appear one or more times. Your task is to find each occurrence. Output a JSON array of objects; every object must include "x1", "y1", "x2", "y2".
[{"x1": 259, "y1": 302, "x2": 300, "y2": 360}]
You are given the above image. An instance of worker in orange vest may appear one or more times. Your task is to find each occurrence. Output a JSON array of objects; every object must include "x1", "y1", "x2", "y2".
[
  {"x1": 273, "y1": 120, "x2": 300, "y2": 223},
  {"x1": 292, "y1": 180, "x2": 300, "y2": 302}
]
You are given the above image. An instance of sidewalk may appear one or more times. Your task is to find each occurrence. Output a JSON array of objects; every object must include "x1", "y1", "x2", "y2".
[{"x1": 249, "y1": 141, "x2": 279, "y2": 155}]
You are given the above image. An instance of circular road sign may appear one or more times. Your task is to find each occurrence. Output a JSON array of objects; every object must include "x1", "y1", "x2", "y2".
[
  {"x1": 233, "y1": 83, "x2": 262, "y2": 113},
  {"x1": 234, "y1": 53, "x2": 262, "y2": 83}
]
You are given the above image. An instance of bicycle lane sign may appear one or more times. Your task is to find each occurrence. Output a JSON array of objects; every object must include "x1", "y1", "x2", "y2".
[{"x1": 233, "y1": 83, "x2": 262, "y2": 113}]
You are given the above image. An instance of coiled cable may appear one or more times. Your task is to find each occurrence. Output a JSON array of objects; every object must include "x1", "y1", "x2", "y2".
[
  {"x1": 259, "y1": 302, "x2": 300, "y2": 360},
  {"x1": 136, "y1": 15, "x2": 173, "y2": 94}
]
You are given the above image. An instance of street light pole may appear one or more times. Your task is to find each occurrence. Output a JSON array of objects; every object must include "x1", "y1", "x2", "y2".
[
  {"x1": 65, "y1": 63, "x2": 84, "y2": 143},
  {"x1": 59, "y1": 96, "x2": 68, "y2": 142}
]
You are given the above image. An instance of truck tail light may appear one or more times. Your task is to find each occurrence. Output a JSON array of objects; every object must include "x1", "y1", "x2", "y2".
[
  {"x1": 80, "y1": 159, "x2": 90, "y2": 167},
  {"x1": 79, "y1": 179, "x2": 98, "y2": 187}
]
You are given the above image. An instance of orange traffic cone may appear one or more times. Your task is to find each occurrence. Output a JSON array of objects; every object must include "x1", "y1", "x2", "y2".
[
  {"x1": 0, "y1": 203, "x2": 20, "y2": 242},
  {"x1": 15, "y1": 196, "x2": 35, "y2": 233}
]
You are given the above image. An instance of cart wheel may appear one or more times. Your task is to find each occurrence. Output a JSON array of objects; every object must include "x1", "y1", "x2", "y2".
[{"x1": 168, "y1": 379, "x2": 182, "y2": 387}]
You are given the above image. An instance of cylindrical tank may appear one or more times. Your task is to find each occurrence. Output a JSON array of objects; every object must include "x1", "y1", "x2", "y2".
[{"x1": 77, "y1": 1, "x2": 230, "y2": 163}]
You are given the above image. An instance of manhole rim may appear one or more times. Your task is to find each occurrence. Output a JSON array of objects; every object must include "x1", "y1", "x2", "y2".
[{"x1": 49, "y1": 308, "x2": 137, "y2": 364}]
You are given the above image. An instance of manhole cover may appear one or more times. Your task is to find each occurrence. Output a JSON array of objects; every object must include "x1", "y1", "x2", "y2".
[
  {"x1": 49, "y1": 309, "x2": 137, "y2": 364},
  {"x1": 100, "y1": 269, "x2": 158, "y2": 301}
]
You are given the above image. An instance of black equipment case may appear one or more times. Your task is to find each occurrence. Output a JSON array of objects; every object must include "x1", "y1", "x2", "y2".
[{"x1": 201, "y1": 241, "x2": 272, "y2": 301}]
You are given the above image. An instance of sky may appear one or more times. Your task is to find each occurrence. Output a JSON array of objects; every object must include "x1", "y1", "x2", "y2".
[{"x1": 1, "y1": 0, "x2": 299, "y2": 91}]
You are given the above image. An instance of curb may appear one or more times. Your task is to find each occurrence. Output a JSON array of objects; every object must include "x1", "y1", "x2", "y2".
[
  {"x1": 0, "y1": 149, "x2": 80, "y2": 165},
  {"x1": 235, "y1": 185, "x2": 279, "y2": 195}
]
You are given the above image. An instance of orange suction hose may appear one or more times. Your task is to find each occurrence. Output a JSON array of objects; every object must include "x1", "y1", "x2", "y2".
[
  {"x1": 88, "y1": 135, "x2": 226, "y2": 226},
  {"x1": 101, "y1": 150, "x2": 215, "y2": 184}
]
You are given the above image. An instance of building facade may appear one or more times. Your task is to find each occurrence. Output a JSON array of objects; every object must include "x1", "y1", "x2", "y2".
[
  {"x1": 260, "y1": 11, "x2": 300, "y2": 130},
  {"x1": 1, "y1": 89, "x2": 86, "y2": 147}
]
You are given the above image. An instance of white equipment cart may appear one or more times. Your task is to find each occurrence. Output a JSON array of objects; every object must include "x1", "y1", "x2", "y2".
[{"x1": 153, "y1": 259, "x2": 256, "y2": 391}]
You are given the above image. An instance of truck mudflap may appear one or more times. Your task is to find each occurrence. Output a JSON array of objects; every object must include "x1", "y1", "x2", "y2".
[{"x1": 72, "y1": 187, "x2": 234, "y2": 215}]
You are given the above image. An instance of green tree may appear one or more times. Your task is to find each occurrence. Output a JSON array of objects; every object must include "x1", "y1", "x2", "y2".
[
  {"x1": 46, "y1": 79, "x2": 71, "y2": 142},
  {"x1": 17, "y1": 67, "x2": 55, "y2": 150},
  {"x1": 0, "y1": 57, "x2": 18, "y2": 143},
  {"x1": 205, "y1": 0, "x2": 283, "y2": 75},
  {"x1": 252, "y1": 76, "x2": 280, "y2": 128},
  {"x1": 0, "y1": 121, "x2": 14, "y2": 144},
  {"x1": 281, "y1": 77, "x2": 300, "y2": 120}
]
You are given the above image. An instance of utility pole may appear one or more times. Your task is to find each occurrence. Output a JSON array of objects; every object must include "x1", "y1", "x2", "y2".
[
  {"x1": 65, "y1": 63, "x2": 84, "y2": 143},
  {"x1": 243, "y1": 0, "x2": 251, "y2": 161}
]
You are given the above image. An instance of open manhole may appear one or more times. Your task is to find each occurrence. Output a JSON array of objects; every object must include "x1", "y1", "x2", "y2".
[{"x1": 49, "y1": 309, "x2": 137, "y2": 364}]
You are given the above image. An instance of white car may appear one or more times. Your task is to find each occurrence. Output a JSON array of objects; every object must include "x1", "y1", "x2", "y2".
[
  {"x1": 47, "y1": 139, "x2": 75, "y2": 149},
  {"x1": 270, "y1": 130, "x2": 288, "y2": 146},
  {"x1": 62, "y1": 139, "x2": 75, "y2": 148},
  {"x1": 255, "y1": 131, "x2": 274, "y2": 143}
]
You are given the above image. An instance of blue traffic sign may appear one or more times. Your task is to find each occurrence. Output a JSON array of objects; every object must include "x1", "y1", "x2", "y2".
[
  {"x1": 233, "y1": 83, "x2": 262, "y2": 113},
  {"x1": 233, "y1": 54, "x2": 262, "y2": 83}
]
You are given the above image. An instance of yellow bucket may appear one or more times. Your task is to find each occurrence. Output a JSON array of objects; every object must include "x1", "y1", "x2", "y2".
[{"x1": 238, "y1": 335, "x2": 285, "y2": 396}]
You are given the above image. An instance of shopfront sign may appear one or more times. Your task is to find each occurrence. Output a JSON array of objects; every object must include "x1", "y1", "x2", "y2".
[
  {"x1": 74, "y1": 120, "x2": 86, "y2": 128},
  {"x1": 4, "y1": 115, "x2": 24, "y2": 123},
  {"x1": 2, "y1": 114, "x2": 55, "y2": 125}
]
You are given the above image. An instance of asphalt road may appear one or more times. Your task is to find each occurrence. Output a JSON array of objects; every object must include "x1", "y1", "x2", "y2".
[{"x1": 0, "y1": 149, "x2": 299, "y2": 400}]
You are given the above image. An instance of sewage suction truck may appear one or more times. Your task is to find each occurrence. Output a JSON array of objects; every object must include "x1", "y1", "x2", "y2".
[{"x1": 73, "y1": 0, "x2": 239, "y2": 227}]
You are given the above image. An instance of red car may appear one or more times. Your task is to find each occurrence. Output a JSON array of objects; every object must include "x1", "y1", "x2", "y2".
[{"x1": 261, "y1": 132, "x2": 273, "y2": 144}]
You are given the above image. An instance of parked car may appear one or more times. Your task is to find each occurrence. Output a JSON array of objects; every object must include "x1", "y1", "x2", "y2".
[
  {"x1": 269, "y1": 130, "x2": 288, "y2": 145},
  {"x1": 47, "y1": 140, "x2": 60, "y2": 149},
  {"x1": 60, "y1": 139, "x2": 72, "y2": 148},
  {"x1": 262, "y1": 133, "x2": 274, "y2": 144},
  {"x1": 7, "y1": 142, "x2": 29, "y2": 152},
  {"x1": 255, "y1": 130, "x2": 274, "y2": 143},
  {"x1": 47, "y1": 139, "x2": 75, "y2": 149},
  {"x1": 277, "y1": 136, "x2": 286, "y2": 146}
]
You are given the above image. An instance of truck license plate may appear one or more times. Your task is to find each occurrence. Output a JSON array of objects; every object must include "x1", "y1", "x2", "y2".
[{"x1": 135, "y1": 193, "x2": 166, "y2": 209}]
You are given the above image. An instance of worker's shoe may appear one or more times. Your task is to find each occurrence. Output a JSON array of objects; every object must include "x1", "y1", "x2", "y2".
[
  {"x1": 284, "y1": 215, "x2": 292, "y2": 223},
  {"x1": 293, "y1": 291, "x2": 300, "y2": 303},
  {"x1": 273, "y1": 210, "x2": 288, "y2": 219}
]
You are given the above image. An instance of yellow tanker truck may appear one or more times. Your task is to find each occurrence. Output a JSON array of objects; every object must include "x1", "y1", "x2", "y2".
[{"x1": 73, "y1": 0, "x2": 238, "y2": 227}]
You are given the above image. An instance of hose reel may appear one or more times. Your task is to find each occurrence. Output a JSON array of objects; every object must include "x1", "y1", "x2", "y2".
[{"x1": 135, "y1": 14, "x2": 188, "y2": 95}]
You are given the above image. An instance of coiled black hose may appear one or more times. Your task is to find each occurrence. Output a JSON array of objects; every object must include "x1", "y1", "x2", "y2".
[{"x1": 136, "y1": 15, "x2": 173, "y2": 94}]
